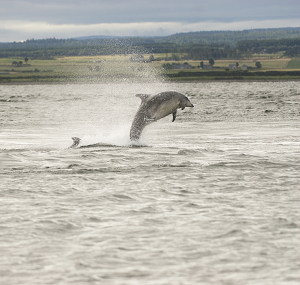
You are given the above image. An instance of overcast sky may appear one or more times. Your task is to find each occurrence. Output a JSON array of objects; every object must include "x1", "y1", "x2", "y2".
[{"x1": 1, "y1": 0, "x2": 300, "y2": 42}]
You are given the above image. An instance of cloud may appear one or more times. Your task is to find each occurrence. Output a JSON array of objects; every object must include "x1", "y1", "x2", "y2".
[
  {"x1": 1, "y1": 0, "x2": 300, "y2": 41},
  {"x1": 1, "y1": 0, "x2": 300, "y2": 24},
  {"x1": 1, "y1": 19, "x2": 300, "y2": 42}
]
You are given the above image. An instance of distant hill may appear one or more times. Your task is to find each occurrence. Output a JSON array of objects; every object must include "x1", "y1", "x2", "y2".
[
  {"x1": 0, "y1": 37, "x2": 155, "y2": 49},
  {"x1": 154, "y1": 27, "x2": 300, "y2": 46},
  {"x1": 73, "y1": 35, "x2": 124, "y2": 40},
  {"x1": 1, "y1": 27, "x2": 300, "y2": 59},
  {"x1": 1, "y1": 27, "x2": 300, "y2": 49}
]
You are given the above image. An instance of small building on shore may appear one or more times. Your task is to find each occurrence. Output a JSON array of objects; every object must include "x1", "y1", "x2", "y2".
[
  {"x1": 229, "y1": 64, "x2": 237, "y2": 69},
  {"x1": 201, "y1": 64, "x2": 213, "y2": 69}
]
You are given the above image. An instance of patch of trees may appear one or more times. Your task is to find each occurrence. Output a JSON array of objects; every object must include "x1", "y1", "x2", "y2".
[
  {"x1": 0, "y1": 41, "x2": 296, "y2": 60},
  {"x1": 0, "y1": 45, "x2": 148, "y2": 59},
  {"x1": 156, "y1": 28, "x2": 300, "y2": 45},
  {"x1": 0, "y1": 37, "x2": 155, "y2": 50},
  {"x1": 12, "y1": 61, "x2": 23, "y2": 66},
  {"x1": 1, "y1": 29, "x2": 300, "y2": 60},
  {"x1": 0, "y1": 43, "x2": 244, "y2": 60},
  {"x1": 284, "y1": 46, "x2": 300, "y2": 57},
  {"x1": 236, "y1": 38, "x2": 300, "y2": 55},
  {"x1": 1, "y1": 28, "x2": 300, "y2": 51}
]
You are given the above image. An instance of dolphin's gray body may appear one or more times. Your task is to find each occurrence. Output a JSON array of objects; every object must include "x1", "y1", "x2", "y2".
[{"x1": 130, "y1": 91, "x2": 194, "y2": 141}]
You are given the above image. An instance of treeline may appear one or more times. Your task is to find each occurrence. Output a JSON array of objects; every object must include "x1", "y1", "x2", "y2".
[
  {"x1": 0, "y1": 45, "x2": 149, "y2": 59},
  {"x1": 1, "y1": 28, "x2": 300, "y2": 59},
  {"x1": 0, "y1": 37, "x2": 153, "y2": 59},
  {"x1": 1, "y1": 27, "x2": 300, "y2": 49},
  {"x1": 0, "y1": 43, "x2": 245, "y2": 60},
  {"x1": 236, "y1": 38, "x2": 300, "y2": 55},
  {"x1": 156, "y1": 28, "x2": 300, "y2": 45},
  {"x1": 1, "y1": 40, "x2": 299, "y2": 60},
  {"x1": 144, "y1": 43, "x2": 243, "y2": 59},
  {"x1": 0, "y1": 37, "x2": 155, "y2": 49}
]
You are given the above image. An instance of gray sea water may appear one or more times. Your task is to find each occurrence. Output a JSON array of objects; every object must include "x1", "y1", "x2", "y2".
[{"x1": 0, "y1": 81, "x2": 300, "y2": 285}]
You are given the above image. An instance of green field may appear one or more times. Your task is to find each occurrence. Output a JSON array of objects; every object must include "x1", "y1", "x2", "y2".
[
  {"x1": 1, "y1": 55, "x2": 300, "y2": 83},
  {"x1": 0, "y1": 55, "x2": 165, "y2": 83},
  {"x1": 286, "y1": 59, "x2": 300, "y2": 69},
  {"x1": 161, "y1": 58, "x2": 291, "y2": 69}
]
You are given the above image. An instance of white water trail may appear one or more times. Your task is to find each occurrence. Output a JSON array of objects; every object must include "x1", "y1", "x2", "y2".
[{"x1": 80, "y1": 124, "x2": 132, "y2": 146}]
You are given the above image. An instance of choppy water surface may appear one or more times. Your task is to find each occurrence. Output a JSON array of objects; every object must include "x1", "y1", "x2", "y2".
[{"x1": 0, "y1": 81, "x2": 300, "y2": 285}]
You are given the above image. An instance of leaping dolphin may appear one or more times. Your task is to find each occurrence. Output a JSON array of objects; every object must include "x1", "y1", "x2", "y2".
[
  {"x1": 69, "y1": 91, "x2": 194, "y2": 147},
  {"x1": 130, "y1": 91, "x2": 194, "y2": 141}
]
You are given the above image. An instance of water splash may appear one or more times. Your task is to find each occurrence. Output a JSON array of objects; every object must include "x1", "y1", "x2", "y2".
[
  {"x1": 62, "y1": 40, "x2": 166, "y2": 84},
  {"x1": 60, "y1": 40, "x2": 168, "y2": 145},
  {"x1": 80, "y1": 124, "x2": 132, "y2": 147}
]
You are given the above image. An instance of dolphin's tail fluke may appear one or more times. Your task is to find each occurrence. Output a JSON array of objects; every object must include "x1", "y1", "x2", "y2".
[
  {"x1": 69, "y1": 137, "x2": 81, "y2": 148},
  {"x1": 129, "y1": 113, "x2": 147, "y2": 141},
  {"x1": 130, "y1": 127, "x2": 143, "y2": 141}
]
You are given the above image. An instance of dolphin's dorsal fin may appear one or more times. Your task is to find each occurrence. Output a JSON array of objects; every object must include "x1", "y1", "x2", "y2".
[
  {"x1": 69, "y1": 137, "x2": 81, "y2": 148},
  {"x1": 136, "y1": 94, "x2": 151, "y2": 103}
]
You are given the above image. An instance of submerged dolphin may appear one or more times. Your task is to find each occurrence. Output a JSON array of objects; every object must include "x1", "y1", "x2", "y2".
[
  {"x1": 130, "y1": 91, "x2": 194, "y2": 141},
  {"x1": 69, "y1": 137, "x2": 81, "y2": 148}
]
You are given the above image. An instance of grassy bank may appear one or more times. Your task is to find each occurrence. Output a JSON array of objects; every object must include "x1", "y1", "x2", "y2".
[
  {"x1": 161, "y1": 57, "x2": 300, "y2": 81},
  {"x1": 0, "y1": 55, "x2": 164, "y2": 83},
  {"x1": 166, "y1": 70, "x2": 300, "y2": 81},
  {"x1": 1, "y1": 55, "x2": 300, "y2": 83}
]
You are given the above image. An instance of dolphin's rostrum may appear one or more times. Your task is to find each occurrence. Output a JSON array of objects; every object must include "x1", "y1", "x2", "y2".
[{"x1": 130, "y1": 91, "x2": 194, "y2": 141}]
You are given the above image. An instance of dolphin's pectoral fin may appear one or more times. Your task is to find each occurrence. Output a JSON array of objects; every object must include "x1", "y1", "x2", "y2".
[
  {"x1": 172, "y1": 110, "x2": 177, "y2": 122},
  {"x1": 180, "y1": 102, "x2": 186, "y2": 110}
]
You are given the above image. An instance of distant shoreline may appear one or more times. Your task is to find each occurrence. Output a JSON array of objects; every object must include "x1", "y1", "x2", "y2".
[{"x1": 1, "y1": 79, "x2": 300, "y2": 85}]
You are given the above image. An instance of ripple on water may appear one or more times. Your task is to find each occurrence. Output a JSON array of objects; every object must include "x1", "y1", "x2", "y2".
[{"x1": 0, "y1": 82, "x2": 300, "y2": 285}]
